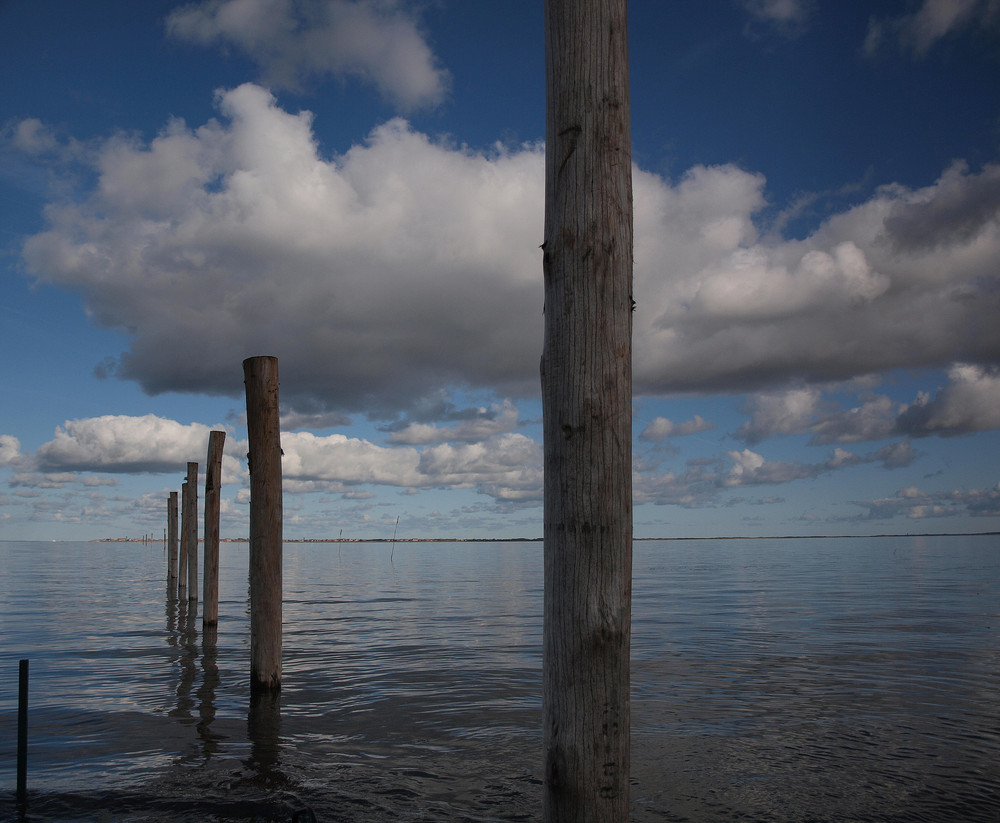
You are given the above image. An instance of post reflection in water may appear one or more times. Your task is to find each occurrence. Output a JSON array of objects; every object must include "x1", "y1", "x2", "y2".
[
  {"x1": 169, "y1": 599, "x2": 199, "y2": 725},
  {"x1": 164, "y1": 588, "x2": 178, "y2": 648},
  {"x1": 164, "y1": 576, "x2": 289, "y2": 794},
  {"x1": 196, "y1": 625, "x2": 222, "y2": 760},
  {"x1": 247, "y1": 689, "x2": 283, "y2": 784},
  {"x1": 165, "y1": 589, "x2": 224, "y2": 765}
]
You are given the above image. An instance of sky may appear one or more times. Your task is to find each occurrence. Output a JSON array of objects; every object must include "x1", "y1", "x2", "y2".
[{"x1": 1, "y1": 0, "x2": 999, "y2": 541}]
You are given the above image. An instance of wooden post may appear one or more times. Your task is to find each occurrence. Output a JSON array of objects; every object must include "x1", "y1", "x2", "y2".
[
  {"x1": 186, "y1": 462, "x2": 199, "y2": 604},
  {"x1": 17, "y1": 659, "x2": 28, "y2": 806},
  {"x1": 167, "y1": 491, "x2": 179, "y2": 596},
  {"x1": 203, "y1": 430, "x2": 226, "y2": 629},
  {"x1": 178, "y1": 481, "x2": 189, "y2": 599},
  {"x1": 541, "y1": 1, "x2": 633, "y2": 820},
  {"x1": 244, "y1": 356, "x2": 282, "y2": 691}
]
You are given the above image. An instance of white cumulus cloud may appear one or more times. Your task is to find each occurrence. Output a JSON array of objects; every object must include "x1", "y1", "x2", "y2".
[
  {"x1": 388, "y1": 400, "x2": 520, "y2": 445},
  {"x1": 640, "y1": 415, "x2": 713, "y2": 441},
  {"x1": 280, "y1": 428, "x2": 541, "y2": 503},
  {"x1": 36, "y1": 415, "x2": 232, "y2": 474},
  {"x1": 166, "y1": 0, "x2": 450, "y2": 110},
  {"x1": 16, "y1": 88, "x2": 1000, "y2": 421},
  {"x1": 896, "y1": 364, "x2": 1000, "y2": 435},
  {"x1": 0, "y1": 435, "x2": 22, "y2": 468},
  {"x1": 737, "y1": 387, "x2": 822, "y2": 444},
  {"x1": 22, "y1": 85, "x2": 544, "y2": 415}
]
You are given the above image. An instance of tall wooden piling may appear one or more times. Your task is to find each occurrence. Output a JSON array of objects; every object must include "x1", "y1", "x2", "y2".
[
  {"x1": 244, "y1": 356, "x2": 283, "y2": 692},
  {"x1": 203, "y1": 430, "x2": 226, "y2": 629},
  {"x1": 186, "y1": 462, "x2": 199, "y2": 604},
  {"x1": 541, "y1": 0, "x2": 633, "y2": 820},
  {"x1": 178, "y1": 481, "x2": 189, "y2": 598},
  {"x1": 167, "y1": 491, "x2": 179, "y2": 596}
]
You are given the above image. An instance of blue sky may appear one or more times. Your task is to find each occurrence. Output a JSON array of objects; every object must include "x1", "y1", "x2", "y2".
[{"x1": 2, "y1": 0, "x2": 999, "y2": 541}]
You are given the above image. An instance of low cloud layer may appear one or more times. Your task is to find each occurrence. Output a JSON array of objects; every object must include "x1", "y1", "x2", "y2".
[
  {"x1": 166, "y1": 0, "x2": 450, "y2": 110},
  {"x1": 735, "y1": 363, "x2": 1000, "y2": 445},
  {"x1": 6, "y1": 393, "x2": 984, "y2": 528},
  {"x1": 35, "y1": 414, "x2": 233, "y2": 474},
  {"x1": 640, "y1": 415, "x2": 713, "y2": 441},
  {"x1": 387, "y1": 400, "x2": 520, "y2": 445},
  {"x1": 631, "y1": 435, "x2": 915, "y2": 513},
  {"x1": 279, "y1": 428, "x2": 542, "y2": 505},
  {"x1": 22, "y1": 412, "x2": 541, "y2": 509},
  {"x1": 14, "y1": 84, "x2": 1000, "y2": 421},
  {"x1": 854, "y1": 482, "x2": 1000, "y2": 521}
]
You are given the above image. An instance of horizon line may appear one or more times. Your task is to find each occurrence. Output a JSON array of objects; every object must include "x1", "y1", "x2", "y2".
[{"x1": 77, "y1": 530, "x2": 1000, "y2": 544}]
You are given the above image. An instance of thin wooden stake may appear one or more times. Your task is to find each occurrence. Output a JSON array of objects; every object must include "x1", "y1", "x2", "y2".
[
  {"x1": 17, "y1": 659, "x2": 28, "y2": 806},
  {"x1": 167, "y1": 491, "x2": 179, "y2": 597},
  {"x1": 244, "y1": 356, "x2": 283, "y2": 692},
  {"x1": 186, "y1": 462, "x2": 199, "y2": 604},
  {"x1": 179, "y1": 481, "x2": 189, "y2": 598},
  {"x1": 203, "y1": 430, "x2": 226, "y2": 629}
]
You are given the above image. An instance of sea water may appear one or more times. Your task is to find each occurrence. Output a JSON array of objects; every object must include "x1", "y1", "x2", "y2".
[{"x1": 0, "y1": 535, "x2": 997, "y2": 821}]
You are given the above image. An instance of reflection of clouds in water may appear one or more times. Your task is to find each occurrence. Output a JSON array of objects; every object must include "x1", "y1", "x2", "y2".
[
  {"x1": 277, "y1": 543, "x2": 543, "y2": 748},
  {"x1": 282, "y1": 542, "x2": 542, "y2": 663}
]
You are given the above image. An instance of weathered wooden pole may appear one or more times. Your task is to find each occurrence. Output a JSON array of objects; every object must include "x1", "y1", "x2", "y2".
[
  {"x1": 541, "y1": 0, "x2": 633, "y2": 820},
  {"x1": 244, "y1": 356, "x2": 282, "y2": 691},
  {"x1": 167, "y1": 491, "x2": 179, "y2": 596},
  {"x1": 203, "y1": 430, "x2": 226, "y2": 629},
  {"x1": 178, "y1": 481, "x2": 189, "y2": 599},
  {"x1": 186, "y1": 462, "x2": 199, "y2": 605}
]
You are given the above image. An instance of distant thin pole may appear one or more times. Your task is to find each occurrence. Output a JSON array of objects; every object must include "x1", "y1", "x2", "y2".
[
  {"x1": 244, "y1": 356, "x2": 283, "y2": 692},
  {"x1": 186, "y1": 462, "x2": 199, "y2": 605},
  {"x1": 17, "y1": 659, "x2": 28, "y2": 806},
  {"x1": 203, "y1": 430, "x2": 226, "y2": 629},
  {"x1": 391, "y1": 515, "x2": 399, "y2": 562}
]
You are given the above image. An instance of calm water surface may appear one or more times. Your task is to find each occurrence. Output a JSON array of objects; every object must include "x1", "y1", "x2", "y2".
[{"x1": 0, "y1": 536, "x2": 997, "y2": 821}]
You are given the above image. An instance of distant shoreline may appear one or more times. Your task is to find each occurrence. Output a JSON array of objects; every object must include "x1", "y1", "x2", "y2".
[{"x1": 94, "y1": 531, "x2": 1000, "y2": 543}]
